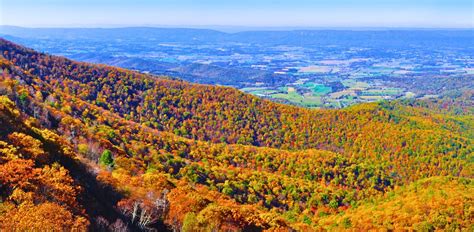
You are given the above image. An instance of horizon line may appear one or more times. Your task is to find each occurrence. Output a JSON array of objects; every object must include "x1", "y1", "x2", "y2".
[{"x1": 2, "y1": 24, "x2": 473, "y2": 33}]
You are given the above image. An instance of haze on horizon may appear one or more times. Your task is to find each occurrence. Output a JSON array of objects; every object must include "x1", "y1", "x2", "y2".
[{"x1": 1, "y1": 0, "x2": 473, "y2": 29}]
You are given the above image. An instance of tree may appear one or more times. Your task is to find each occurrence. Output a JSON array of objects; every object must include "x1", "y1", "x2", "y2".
[
  {"x1": 7, "y1": 132, "x2": 47, "y2": 162},
  {"x1": 99, "y1": 149, "x2": 114, "y2": 168},
  {"x1": 182, "y1": 212, "x2": 198, "y2": 232},
  {"x1": 0, "y1": 202, "x2": 88, "y2": 231}
]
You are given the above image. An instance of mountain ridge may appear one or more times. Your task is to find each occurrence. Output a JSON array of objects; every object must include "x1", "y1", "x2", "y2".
[
  {"x1": 2, "y1": 26, "x2": 473, "y2": 47},
  {"x1": 0, "y1": 38, "x2": 472, "y2": 231}
]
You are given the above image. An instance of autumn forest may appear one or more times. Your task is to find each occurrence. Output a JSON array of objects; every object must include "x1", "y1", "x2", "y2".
[{"x1": 0, "y1": 38, "x2": 472, "y2": 231}]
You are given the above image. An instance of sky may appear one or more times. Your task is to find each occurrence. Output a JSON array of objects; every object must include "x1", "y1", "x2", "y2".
[{"x1": 1, "y1": 0, "x2": 473, "y2": 28}]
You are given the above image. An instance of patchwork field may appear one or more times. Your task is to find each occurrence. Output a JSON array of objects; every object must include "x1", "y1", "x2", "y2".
[{"x1": 241, "y1": 77, "x2": 412, "y2": 108}]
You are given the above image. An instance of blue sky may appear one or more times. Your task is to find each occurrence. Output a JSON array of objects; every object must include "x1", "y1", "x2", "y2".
[{"x1": 1, "y1": 0, "x2": 473, "y2": 28}]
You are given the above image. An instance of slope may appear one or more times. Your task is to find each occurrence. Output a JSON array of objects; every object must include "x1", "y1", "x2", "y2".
[
  {"x1": 0, "y1": 38, "x2": 472, "y2": 230},
  {"x1": 319, "y1": 176, "x2": 473, "y2": 231}
]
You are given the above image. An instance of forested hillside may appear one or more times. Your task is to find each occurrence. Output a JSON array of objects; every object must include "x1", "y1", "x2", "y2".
[{"x1": 0, "y1": 38, "x2": 472, "y2": 231}]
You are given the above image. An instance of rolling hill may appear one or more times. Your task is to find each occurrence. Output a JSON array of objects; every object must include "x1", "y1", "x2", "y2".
[{"x1": 0, "y1": 38, "x2": 472, "y2": 231}]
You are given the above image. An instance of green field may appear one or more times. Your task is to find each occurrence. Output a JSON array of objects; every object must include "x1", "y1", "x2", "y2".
[
  {"x1": 243, "y1": 79, "x2": 407, "y2": 109},
  {"x1": 240, "y1": 87, "x2": 279, "y2": 96},
  {"x1": 341, "y1": 79, "x2": 370, "y2": 89},
  {"x1": 271, "y1": 87, "x2": 323, "y2": 107},
  {"x1": 361, "y1": 88, "x2": 403, "y2": 96},
  {"x1": 271, "y1": 87, "x2": 302, "y2": 102},
  {"x1": 302, "y1": 82, "x2": 332, "y2": 96}
]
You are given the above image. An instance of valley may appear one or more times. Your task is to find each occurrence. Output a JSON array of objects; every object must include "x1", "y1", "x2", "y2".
[
  {"x1": 0, "y1": 38, "x2": 472, "y2": 231},
  {"x1": 2, "y1": 26, "x2": 473, "y2": 108}
]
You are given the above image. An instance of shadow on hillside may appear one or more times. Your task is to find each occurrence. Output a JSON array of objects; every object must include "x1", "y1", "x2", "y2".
[
  {"x1": 0, "y1": 107, "x2": 170, "y2": 232},
  {"x1": 58, "y1": 150, "x2": 171, "y2": 232}
]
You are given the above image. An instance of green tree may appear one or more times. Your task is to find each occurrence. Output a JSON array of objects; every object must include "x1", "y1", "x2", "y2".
[{"x1": 99, "y1": 149, "x2": 114, "y2": 168}]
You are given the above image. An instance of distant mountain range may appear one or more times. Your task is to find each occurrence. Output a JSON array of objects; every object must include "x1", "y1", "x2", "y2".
[{"x1": 2, "y1": 25, "x2": 473, "y2": 47}]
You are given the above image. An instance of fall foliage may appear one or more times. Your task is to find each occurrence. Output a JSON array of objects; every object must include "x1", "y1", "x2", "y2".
[{"x1": 0, "y1": 38, "x2": 472, "y2": 231}]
